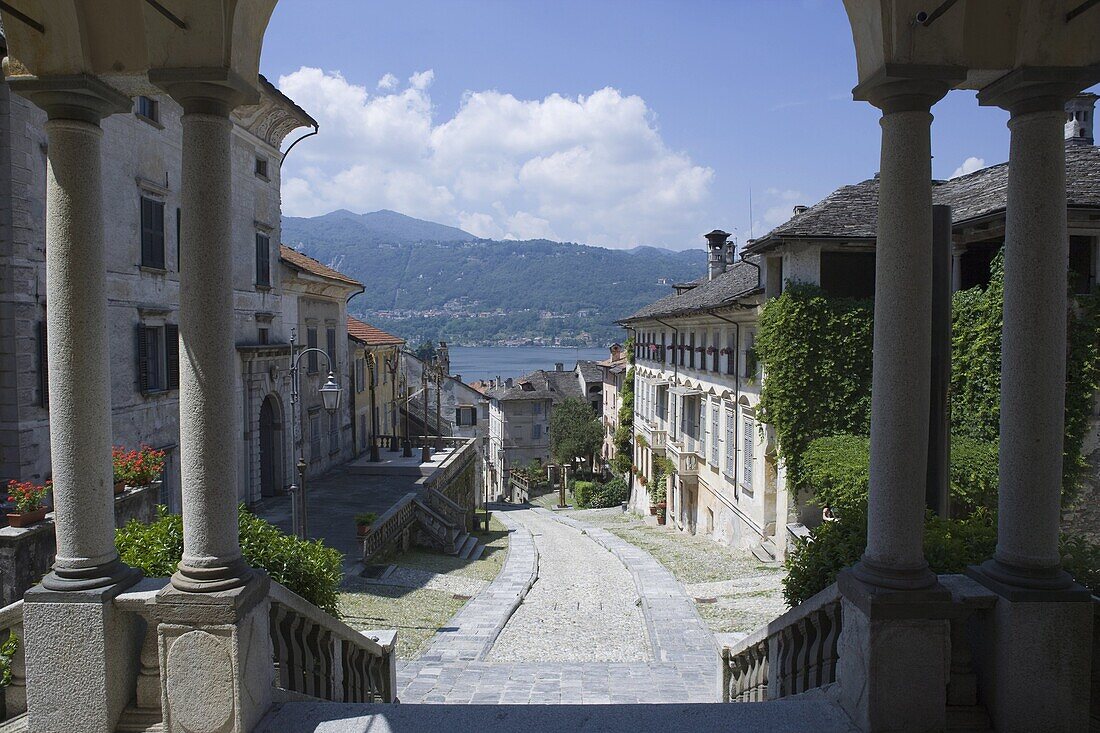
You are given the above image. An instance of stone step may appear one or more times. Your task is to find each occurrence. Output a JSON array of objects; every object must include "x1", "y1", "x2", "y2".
[
  {"x1": 750, "y1": 541, "x2": 779, "y2": 564},
  {"x1": 455, "y1": 533, "x2": 479, "y2": 560},
  {"x1": 466, "y1": 541, "x2": 485, "y2": 562},
  {"x1": 257, "y1": 700, "x2": 860, "y2": 733}
]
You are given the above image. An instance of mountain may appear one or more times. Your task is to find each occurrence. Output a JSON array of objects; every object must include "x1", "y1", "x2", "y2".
[{"x1": 280, "y1": 210, "x2": 706, "y2": 346}]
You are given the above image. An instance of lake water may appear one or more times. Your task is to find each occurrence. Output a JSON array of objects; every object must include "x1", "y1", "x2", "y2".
[{"x1": 447, "y1": 346, "x2": 613, "y2": 382}]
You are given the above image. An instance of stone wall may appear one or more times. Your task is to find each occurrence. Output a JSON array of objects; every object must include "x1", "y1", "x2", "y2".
[{"x1": 0, "y1": 484, "x2": 157, "y2": 605}]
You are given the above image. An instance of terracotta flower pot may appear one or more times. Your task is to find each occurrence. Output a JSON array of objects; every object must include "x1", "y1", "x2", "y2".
[
  {"x1": 656, "y1": 512, "x2": 666, "y2": 526},
  {"x1": 657, "y1": 501, "x2": 667, "y2": 509},
  {"x1": 7, "y1": 507, "x2": 47, "y2": 528},
  {"x1": 648, "y1": 505, "x2": 657, "y2": 516},
  {"x1": 356, "y1": 524, "x2": 371, "y2": 537},
  {"x1": 114, "y1": 481, "x2": 126, "y2": 495}
]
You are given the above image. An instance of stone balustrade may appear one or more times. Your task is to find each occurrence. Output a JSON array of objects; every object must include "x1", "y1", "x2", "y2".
[
  {"x1": 720, "y1": 583, "x2": 841, "y2": 702},
  {"x1": 268, "y1": 581, "x2": 397, "y2": 703},
  {"x1": 0, "y1": 600, "x2": 25, "y2": 724},
  {"x1": 360, "y1": 493, "x2": 419, "y2": 562}
]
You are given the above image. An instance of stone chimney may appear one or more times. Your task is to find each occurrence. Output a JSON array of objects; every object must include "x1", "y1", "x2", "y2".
[
  {"x1": 436, "y1": 341, "x2": 450, "y2": 375},
  {"x1": 505, "y1": 377, "x2": 514, "y2": 388},
  {"x1": 705, "y1": 229, "x2": 731, "y2": 280},
  {"x1": 1066, "y1": 93, "x2": 1097, "y2": 146},
  {"x1": 609, "y1": 344, "x2": 622, "y2": 361},
  {"x1": 555, "y1": 362, "x2": 564, "y2": 371},
  {"x1": 793, "y1": 205, "x2": 809, "y2": 215}
]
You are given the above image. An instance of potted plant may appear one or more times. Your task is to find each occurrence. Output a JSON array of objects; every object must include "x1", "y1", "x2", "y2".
[
  {"x1": 355, "y1": 512, "x2": 378, "y2": 537},
  {"x1": 6, "y1": 479, "x2": 50, "y2": 528},
  {"x1": 112, "y1": 445, "x2": 166, "y2": 493}
]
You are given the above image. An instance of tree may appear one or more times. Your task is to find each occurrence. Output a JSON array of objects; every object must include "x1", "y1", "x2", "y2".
[
  {"x1": 413, "y1": 341, "x2": 437, "y2": 362},
  {"x1": 550, "y1": 398, "x2": 603, "y2": 469}
]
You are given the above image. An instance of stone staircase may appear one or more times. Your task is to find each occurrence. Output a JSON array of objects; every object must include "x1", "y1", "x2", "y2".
[{"x1": 750, "y1": 537, "x2": 780, "y2": 564}]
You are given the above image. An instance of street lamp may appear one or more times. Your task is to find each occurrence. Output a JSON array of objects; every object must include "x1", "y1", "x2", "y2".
[
  {"x1": 366, "y1": 351, "x2": 381, "y2": 462},
  {"x1": 401, "y1": 354, "x2": 412, "y2": 457},
  {"x1": 288, "y1": 328, "x2": 341, "y2": 540},
  {"x1": 386, "y1": 350, "x2": 400, "y2": 452},
  {"x1": 421, "y1": 367, "x2": 431, "y2": 463}
]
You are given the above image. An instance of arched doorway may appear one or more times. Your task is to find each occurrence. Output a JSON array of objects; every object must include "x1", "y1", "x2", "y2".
[{"x1": 259, "y1": 394, "x2": 284, "y2": 497}]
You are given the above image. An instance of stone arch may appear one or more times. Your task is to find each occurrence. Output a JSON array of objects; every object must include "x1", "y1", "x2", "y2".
[{"x1": 258, "y1": 392, "x2": 284, "y2": 498}]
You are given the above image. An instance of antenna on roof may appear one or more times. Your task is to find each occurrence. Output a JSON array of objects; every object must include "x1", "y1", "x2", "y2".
[{"x1": 748, "y1": 185, "x2": 754, "y2": 240}]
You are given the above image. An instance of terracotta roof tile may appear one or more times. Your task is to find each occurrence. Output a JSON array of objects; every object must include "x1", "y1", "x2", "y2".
[
  {"x1": 347, "y1": 316, "x2": 405, "y2": 346},
  {"x1": 279, "y1": 245, "x2": 363, "y2": 287}
]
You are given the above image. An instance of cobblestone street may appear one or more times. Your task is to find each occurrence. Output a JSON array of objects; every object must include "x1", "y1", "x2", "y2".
[{"x1": 398, "y1": 506, "x2": 719, "y2": 704}]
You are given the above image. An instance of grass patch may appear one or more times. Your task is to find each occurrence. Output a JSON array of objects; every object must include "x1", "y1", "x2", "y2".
[{"x1": 338, "y1": 516, "x2": 511, "y2": 659}]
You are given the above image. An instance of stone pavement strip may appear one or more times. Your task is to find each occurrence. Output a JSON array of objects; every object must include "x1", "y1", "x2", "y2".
[{"x1": 398, "y1": 506, "x2": 719, "y2": 704}]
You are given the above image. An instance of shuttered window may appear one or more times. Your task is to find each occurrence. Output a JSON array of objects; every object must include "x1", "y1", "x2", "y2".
[
  {"x1": 724, "y1": 404, "x2": 735, "y2": 477},
  {"x1": 306, "y1": 327, "x2": 318, "y2": 374},
  {"x1": 712, "y1": 329, "x2": 720, "y2": 371},
  {"x1": 140, "y1": 197, "x2": 165, "y2": 269},
  {"x1": 38, "y1": 320, "x2": 48, "y2": 408},
  {"x1": 743, "y1": 415, "x2": 754, "y2": 494},
  {"x1": 165, "y1": 324, "x2": 180, "y2": 390},
  {"x1": 137, "y1": 323, "x2": 179, "y2": 394},
  {"x1": 710, "y1": 401, "x2": 719, "y2": 466},
  {"x1": 326, "y1": 327, "x2": 337, "y2": 371},
  {"x1": 255, "y1": 233, "x2": 271, "y2": 287},
  {"x1": 309, "y1": 412, "x2": 321, "y2": 460},
  {"x1": 726, "y1": 329, "x2": 737, "y2": 375}
]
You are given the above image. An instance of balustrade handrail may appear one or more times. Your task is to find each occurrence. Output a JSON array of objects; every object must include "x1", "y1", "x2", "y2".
[
  {"x1": 721, "y1": 582, "x2": 842, "y2": 703},
  {"x1": 268, "y1": 582, "x2": 391, "y2": 658},
  {"x1": 0, "y1": 599, "x2": 25, "y2": 723},
  {"x1": 361, "y1": 492, "x2": 418, "y2": 562}
]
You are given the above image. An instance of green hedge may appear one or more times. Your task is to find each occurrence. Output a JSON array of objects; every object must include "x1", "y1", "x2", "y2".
[
  {"x1": 115, "y1": 506, "x2": 344, "y2": 616},
  {"x1": 574, "y1": 477, "x2": 629, "y2": 509}
]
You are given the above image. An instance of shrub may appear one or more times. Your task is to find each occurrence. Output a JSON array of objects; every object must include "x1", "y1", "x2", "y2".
[
  {"x1": 584, "y1": 478, "x2": 629, "y2": 509},
  {"x1": 783, "y1": 510, "x2": 869, "y2": 607},
  {"x1": 573, "y1": 480, "x2": 597, "y2": 508},
  {"x1": 116, "y1": 505, "x2": 344, "y2": 616},
  {"x1": 355, "y1": 512, "x2": 378, "y2": 527}
]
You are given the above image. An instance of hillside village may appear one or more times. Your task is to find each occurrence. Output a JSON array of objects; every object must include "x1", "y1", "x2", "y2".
[{"x1": 0, "y1": 4, "x2": 1097, "y2": 733}]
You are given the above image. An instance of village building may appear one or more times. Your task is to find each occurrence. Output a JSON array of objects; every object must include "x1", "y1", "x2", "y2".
[
  {"x1": 347, "y1": 316, "x2": 405, "y2": 457},
  {"x1": 0, "y1": 63, "x2": 326, "y2": 511},
  {"x1": 598, "y1": 344, "x2": 628, "y2": 469}
]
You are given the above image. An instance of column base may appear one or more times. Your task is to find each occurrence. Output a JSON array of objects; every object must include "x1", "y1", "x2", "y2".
[
  {"x1": 154, "y1": 572, "x2": 274, "y2": 733},
  {"x1": 23, "y1": 582, "x2": 145, "y2": 733},
  {"x1": 837, "y1": 568, "x2": 954, "y2": 731},
  {"x1": 41, "y1": 557, "x2": 142, "y2": 593},
  {"x1": 966, "y1": 559, "x2": 1087, "y2": 601},
  {"x1": 845, "y1": 557, "x2": 943, "y2": 595},
  {"x1": 171, "y1": 556, "x2": 253, "y2": 594},
  {"x1": 963, "y1": 575, "x2": 1092, "y2": 733}
]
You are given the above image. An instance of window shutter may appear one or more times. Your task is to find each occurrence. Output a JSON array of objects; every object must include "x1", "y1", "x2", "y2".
[
  {"x1": 165, "y1": 323, "x2": 180, "y2": 390},
  {"x1": 455, "y1": 407, "x2": 462, "y2": 426},
  {"x1": 136, "y1": 323, "x2": 149, "y2": 393},
  {"x1": 38, "y1": 320, "x2": 49, "y2": 408}
]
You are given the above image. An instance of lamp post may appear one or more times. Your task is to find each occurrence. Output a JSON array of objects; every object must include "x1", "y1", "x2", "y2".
[
  {"x1": 432, "y1": 362, "x2": 444, "y2": 451},
  {"x1": 366, "y1": 350, "x2": 381, "y2": 462},
  {"x1": 386, "y1": 349, "x2": 400, "y2": 452},
  {"x1": 402, "y1": 354, "x2": 412, "y2": 457},
  {"x1": 288, "y1": 329, "x2": 342, "y2": 540},
  {"x1": 421, "y1": 367, "x2": 431, "y2": 463}
]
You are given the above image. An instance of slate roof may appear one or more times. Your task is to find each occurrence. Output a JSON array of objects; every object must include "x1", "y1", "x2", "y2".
[
  {"x1": 279, "y1": 245, "x2": 363, "y2": 288},
  {"x1": 575, "y1": 360, "x2": 603, "y2": 384},
  {"x1": 746, "y1": 144, "x2": 1100, "y2": 252},
  {"x1": 487, "y1": 369, "x2": 584, "y2": 403},
  {"x1": 619, "y1": 259, "x2": 762, "y2": 324},
  {"x1": 347, "y1": 316, "x2": 404, "y2": 347}
]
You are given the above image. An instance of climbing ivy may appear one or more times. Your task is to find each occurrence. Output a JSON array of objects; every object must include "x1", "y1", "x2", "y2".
[
  {"x1": 612, "y1": 355, "x2": 636, "y2": 475},
  {"x1": 754, "y1": 284, "x2": 874, "y2": 488}
]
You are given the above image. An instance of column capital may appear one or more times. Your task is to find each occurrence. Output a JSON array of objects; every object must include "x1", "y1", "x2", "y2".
[
  {"x1": 853, "y1": 63, "x2": 963, "y2": 113},
  {"x1": 978, "y1": 65, "x2": 1100, "y2": 115},
  {"x1": 6, "y1": 73, "x2": 130, "y2": 123},
  {"x1": 148, "y1": 67, "x2": 258, "y2": 116}
]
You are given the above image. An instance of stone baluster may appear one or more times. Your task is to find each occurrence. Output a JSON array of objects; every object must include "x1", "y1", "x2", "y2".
[
  {"x1": 3, "y1": 622, "x2": 26, "y2": 719},
  {"x1": 966, "y1": 69, "x2": 1096, "y2": 733}
]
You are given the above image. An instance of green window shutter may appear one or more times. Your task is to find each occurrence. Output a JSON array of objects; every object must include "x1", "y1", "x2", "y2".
[
  {"x1": 136, "y1": 323, "x2": 149, "y2": 394},
  {"x1": 165, "y1": 323, "x2": 180, "y2": 390},
  {"x1": 38, "y1": 319, "x2": 49, "y2": 408}
]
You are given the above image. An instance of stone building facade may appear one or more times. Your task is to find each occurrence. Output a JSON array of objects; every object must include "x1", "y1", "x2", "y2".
[
  {"x1": 0, "y1": 68, "x2": 334, "y2": 511},
  {"x1": 347, "y1": 316, "x2": 406, "y2": 455},
  {"x1": 598, "y1": 344, "x2": 627, "y2": 468}
]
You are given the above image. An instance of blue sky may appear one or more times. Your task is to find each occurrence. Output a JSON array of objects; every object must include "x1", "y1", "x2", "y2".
[{"x1": 261, "y1": 0, "x2": 1095, "y2": 251}]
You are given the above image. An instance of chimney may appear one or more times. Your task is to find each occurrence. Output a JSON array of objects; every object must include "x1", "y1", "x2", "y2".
[
  {"x1": 705, "y1": 229, "x2": 731, "y2": 280},
  {"x1": 505, "y1": 377, "x2": 514, "y2": 388},
  {"x1": 555, "y1": 362, "x2": 564, "y2": 371},
  {"x1": 610, "y1": 344, "x2": 621, "y2": 360},
  {"x1": 793, "y1": 205, "x2": 809, "y2": 215},
  {"x1": 1066, "y1": 93, "x2": 1097, "y2": 146}
]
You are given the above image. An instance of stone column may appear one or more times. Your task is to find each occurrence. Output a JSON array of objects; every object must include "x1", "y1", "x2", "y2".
[
  {"x1": 967, "y1": 71, "x2": 1094, "y2": 733},
  {"x1": 835, "y1": 74, "x2": 956, "y2": 733},
  {"x1": 160, "y1": 76, "x2": 252, "y2": 593},
  {"x1": 148, "y1": 71, "x2": 274, "y2": 733},
  {"x1": 12, "y1": 75, "x2": 144, "y2": 733}
]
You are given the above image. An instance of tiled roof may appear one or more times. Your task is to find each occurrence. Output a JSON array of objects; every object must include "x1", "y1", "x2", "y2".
[
  {"x1": 575, "y1": 360, "x2": 603, "y2": 383},
  {"x1": 279, "y1": 245, "x2": 363, "y2": 287},
  {"x1": 347, "y1": 316, "x2": 404, "y2": 347},
  {"x1": 487, "y1": 369, "x2": 583, "y2": 403},
  {"x1": 748, "y1": 144, "x2": 1100, "y2": 250},
  {"x1": 619, "y1": 259, "x2": 762, "y2": 323}
]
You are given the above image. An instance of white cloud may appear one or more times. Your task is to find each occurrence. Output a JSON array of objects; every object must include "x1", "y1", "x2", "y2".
[
  {"x1": 950, "y1": 156, "x2": 985, "y2": 179},
  {"x1": 277, "y1": 67, "x2": 713, "y2": 248}
]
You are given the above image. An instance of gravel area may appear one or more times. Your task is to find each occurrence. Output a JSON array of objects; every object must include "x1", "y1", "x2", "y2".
[
  {"x1": 569, "y1": 507, "x2": 787, "y2": 635},
  {"x1": 487, "y1": 508, "x2": 651, "y2": 663},
  {"x1": 339, "y1": 517, "x2": 510, "y2": 660}
]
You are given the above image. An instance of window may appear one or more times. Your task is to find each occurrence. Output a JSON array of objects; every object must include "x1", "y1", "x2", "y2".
[
  {"x1": 710, "y1": 401, "x2": 720, "y2": 466},
  {"x1": 258, "y1": 327, "x2": 269, "y2": 345},
  {"x1": 137, "y1": 323, "x2": 179, "y2": 394},
  {"x1": 255, "y1": 233, "x2": 271, "y2": 288},
  {"x1": 255, "y1": 157, "x2": 269, "y2": 179},
  {"x1": 456, "y1": 406, "x2": 477, "y2": 426},
  {"x1": 1069, "y1": 235, "x2": 1095, "y2": 295},
  {"x1": 742, "y1": 415, "x2": 755, "y2": 494},
  {"x1": 533, "y1": 401, "x2": 543, "y2": 415},
  {"x1": 742, "y1": 331, "x2": 757, "y2": 380},
  {"x1": 355, "y1": 358, "x2": 365, "y2": 392},
  {"x1": 532, "y1": 423, "x2": 542, "y2": 440},
  {"x1": 309, "y1": 412, "x2": 321, "y2": 460},
  {"x1": 712, "y1": 329, "x2": 720, "y2": 372},
  {"x1": 306, "y1": 327, "x2": 318, "y2": 374},
  {"x1": 724, "y1": 404, "x2": 735, "y2": 477},
  {"x1": 726, "y1": 329, "x2": 736, "y2": 375},
  {"x1": 38, "y1": 319, "x2": 48, "y2": 408},
  {"x1": 329, "y1": 413, "x2": 339, "y2": 455},
  {"x1": 141, "y1": 197, "x2": 166, "y2": 269},
  {"x1": 326, "y1": 327, "x2": 337, "y2": 370},
  {"x1": 136, "y1": 95, "x2": 159, "y2": 124},
  {"x1": 689, "y1": 331, "x2": 696, "y2": 369}
]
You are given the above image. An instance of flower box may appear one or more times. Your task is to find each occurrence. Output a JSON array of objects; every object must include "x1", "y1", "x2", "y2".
[
  {"x1": 7, "y1": 507, "x2": 47, "y2": 529},
  {"x1": 706, "y1": 347, "x2": 717, "y2": 354},
  {"x1": 114, "y1": 481, "x2": 126, "y2": 495},
  {"x1": 113, "y1": 445, "x2": 166, "y2": 489}
]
